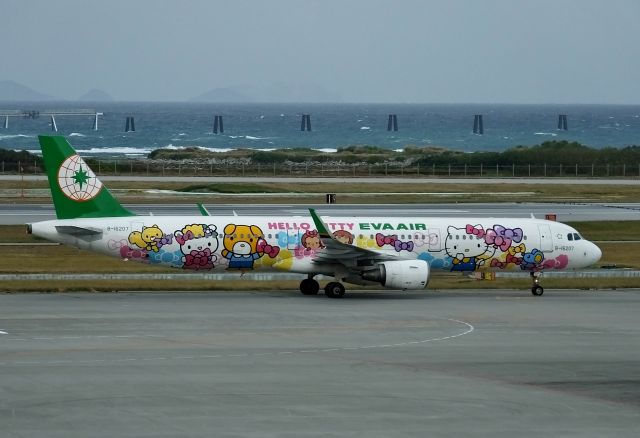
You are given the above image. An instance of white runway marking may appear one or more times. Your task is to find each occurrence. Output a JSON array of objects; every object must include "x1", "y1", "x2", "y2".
[
  {"x1": 0, "y1": 318, "x2": 474, "y2": 367},
  {"x1": 0, "y1": 330, "x2": 7, "y2": 335}
]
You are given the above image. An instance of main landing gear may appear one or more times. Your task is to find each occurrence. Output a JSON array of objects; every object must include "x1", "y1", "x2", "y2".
[
  {"x1": 530, "y1": 272, "x2": 544, "y2": 296},
  {"x1": 324, "y1": 282, "x2": 346, "y2": 299},
  {"x1": 298, "y1": 276, "x2": 346, "y2": 298},
  {"x1": 299, "y1": 276, "x2": 320, "y2": 295}
]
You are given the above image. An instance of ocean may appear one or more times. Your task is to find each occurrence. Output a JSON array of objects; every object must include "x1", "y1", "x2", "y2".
[{"x1": 1, "y1": 102, "x2": 639, "y2": 156}]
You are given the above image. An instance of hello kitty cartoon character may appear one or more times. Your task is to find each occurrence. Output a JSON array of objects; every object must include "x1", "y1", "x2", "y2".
[
  {"x1": 445, "y1": 225, "x2": 495, "y2": 271},
  {"x1": 174, "y1": 224, "x2": 219, "y2": 270}
]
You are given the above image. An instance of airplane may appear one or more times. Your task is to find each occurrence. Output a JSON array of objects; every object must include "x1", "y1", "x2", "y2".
[{"x1": 27, "y1": 135, "x2": 602, "y2": 298}]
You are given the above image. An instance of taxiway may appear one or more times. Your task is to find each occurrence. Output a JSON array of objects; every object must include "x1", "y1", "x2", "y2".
[{"x1": 1, "y1": 289, "x2": 638, "y2": 437}]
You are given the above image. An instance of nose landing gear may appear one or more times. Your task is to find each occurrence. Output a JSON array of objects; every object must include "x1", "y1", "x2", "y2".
[{"x1": 530, "y1": 271, "x2": 544, "y2": 296}]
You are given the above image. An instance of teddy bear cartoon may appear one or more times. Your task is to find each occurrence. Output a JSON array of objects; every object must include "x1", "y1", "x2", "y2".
[
  {"x1": 222, "y1": 224, "x2": 279, "y2": 270},
  {"x1": 174, "y1": 224, "x2": 218, "y2": 270},
  {"x1": 128, "y1": 224, "x2": 164, "y2": 252}
]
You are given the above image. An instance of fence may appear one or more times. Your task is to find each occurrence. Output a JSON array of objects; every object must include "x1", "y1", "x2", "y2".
[{"x1": 3, "y1": 160, "x2": 640, "y2": 178}]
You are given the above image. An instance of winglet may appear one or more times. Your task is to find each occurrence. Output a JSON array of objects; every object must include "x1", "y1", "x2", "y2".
[
  {"x1": 309, "y1": 208, "x2": 331, "y2": 239},
  {"x1": 197, "y1": 203, "x2": 210, "y2": 216}
]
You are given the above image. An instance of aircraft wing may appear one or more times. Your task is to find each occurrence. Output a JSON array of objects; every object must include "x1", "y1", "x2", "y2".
[{"x1": 308, "y1": 208, "x2": 400, "y2": 264}]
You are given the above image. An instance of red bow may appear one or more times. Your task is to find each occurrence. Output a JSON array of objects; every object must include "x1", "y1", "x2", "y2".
[
  {"x1": 185, "y1": 248, "x2": 212, "y2": 266},
  {"x1": 175, "y1": 230, "x2": 195, "y2": 245},
  {"x1": 376, "y1": 233, "x2": 397, "y2": 247},
  {"x1": 257, "y1": 239, "x2": 280, "y2": 258},
  {"x1": 466, "y1": 224, "x2": 485, "y2": 238}
]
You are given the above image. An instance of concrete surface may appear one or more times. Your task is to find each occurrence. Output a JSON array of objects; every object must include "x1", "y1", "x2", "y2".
[{"x1": 1, "y1": 289, "x2": 639, "y2": 437}]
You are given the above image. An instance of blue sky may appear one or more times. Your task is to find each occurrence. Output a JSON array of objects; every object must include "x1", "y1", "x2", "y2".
[{"x1": 2, "y1": 0, "x2": 639, "y2": 103}]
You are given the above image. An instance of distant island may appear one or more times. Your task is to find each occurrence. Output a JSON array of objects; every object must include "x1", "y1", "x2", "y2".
[
  {"x1": 0, "y1": 80, "x2": 57, "y2": 101},
  {"x1": 78, "y1": 88, "x2": 114, "y2": 102},
  {"x1": 0, "y1": 80, "x2": 114, "y2": 102}
]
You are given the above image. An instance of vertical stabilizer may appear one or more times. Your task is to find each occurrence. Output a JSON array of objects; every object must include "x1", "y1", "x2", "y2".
[{"x1": 38, "y1": 135, "x2": 134, "y2": 219}]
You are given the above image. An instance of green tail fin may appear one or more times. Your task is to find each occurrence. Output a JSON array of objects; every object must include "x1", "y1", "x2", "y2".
[{"x1": 39, "y1": 135, "x2": 134, "y2": 219}]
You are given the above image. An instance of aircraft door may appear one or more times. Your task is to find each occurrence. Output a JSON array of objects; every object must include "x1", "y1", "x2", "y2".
[
  {"x1": 129, "y1": 221, "x2": 145, "y2": 238},
  {"x1": 538, "y1": 224, "x2": 553, "y2": 252}
]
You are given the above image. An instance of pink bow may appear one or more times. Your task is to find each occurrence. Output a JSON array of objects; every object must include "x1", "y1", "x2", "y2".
[
  {"x1": 376, "y1": 233, "x2": 397, "y2": 247},
  {"x1": 485, "y1": 230, "x2": 511, "y2": 251},
  {"x1": 175, "y1": 230, "x2": 195, "y2": 245},
  {"x1": 257, "y1": 239, "x2": 280, "y2": 258},
  {"x1": 466, "y1": 224, "x2": 485, "y2": 238}
]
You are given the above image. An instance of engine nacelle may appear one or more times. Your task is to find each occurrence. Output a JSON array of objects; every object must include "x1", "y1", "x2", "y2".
[{"x1": 361, "y1": 260, "x2": 430, "y2": 290}]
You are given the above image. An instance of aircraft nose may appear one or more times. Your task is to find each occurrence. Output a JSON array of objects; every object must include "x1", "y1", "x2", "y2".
[{"x1": 588, "y1": 242, "x2": 602, "y2": 265}]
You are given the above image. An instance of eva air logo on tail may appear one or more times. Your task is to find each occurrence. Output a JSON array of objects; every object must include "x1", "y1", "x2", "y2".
[{"x1": 57, "y1": 154, "x2": 103, "y2": 201}]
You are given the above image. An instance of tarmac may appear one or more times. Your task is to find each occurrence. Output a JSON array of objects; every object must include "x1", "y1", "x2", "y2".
[{"x1": 1, "y1": 289, "x2": 639, "y2": 437}]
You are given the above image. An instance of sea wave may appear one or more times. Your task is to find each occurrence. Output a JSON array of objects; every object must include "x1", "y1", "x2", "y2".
[
  {"x1": 75, "y1": 147, "x2": 153, "y2": 155},
  {"x1": 312, "y1": 148, "x2": 337, "y2": 153},
  {"x1": 534, "y1": 132, "x2": 558, "y2": 136},
  {"x1": 163, "y1": 144, "x2": 236, "y2": 153},
  {"x1": 0, "y1": 134, "x2": 34, "y2": 140},
  {"x1": 360, "y1": 126, "x2": 371, "y2": 130},
  {"x1": 228, "y1": 135, "x2": 272, "y2": 140},
  {"x1": 69, "y1": 132, "x2": 86, "y2": 137}
]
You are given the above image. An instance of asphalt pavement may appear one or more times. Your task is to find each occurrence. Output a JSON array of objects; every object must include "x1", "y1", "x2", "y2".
[{"x1": 1, "y1": 289, "x2": 639, "y2": 437}]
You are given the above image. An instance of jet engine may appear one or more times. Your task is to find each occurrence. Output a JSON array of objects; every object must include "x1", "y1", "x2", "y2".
[{"x1": 361, "y1": 260, "x2": 430, "y2": 290}]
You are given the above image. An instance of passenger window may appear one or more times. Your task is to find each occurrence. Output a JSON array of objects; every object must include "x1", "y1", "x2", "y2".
[{"x1": 568, "y1": 233, "x2": 573, "y2": 241}]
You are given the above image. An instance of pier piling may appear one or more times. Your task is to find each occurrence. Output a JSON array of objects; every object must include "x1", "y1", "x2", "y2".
[
  {"x1": 300, "y1": 114, "x2": 311, "y2": 131},
  {"x1": 473, "y1": 114, "x2": 484, "y2": 134},
  {"x1": 558, "y1": 114, "x2": 568, "y2": 130},
  {"x1": 387, "y1": 114, "x2": 398, "y2": 131},
  {"x1": 213, "y1": 115, "x2": 224, "y2": 134},
  {"x1": 125, "y1": 117, "x2": 136, "y2": 132}
]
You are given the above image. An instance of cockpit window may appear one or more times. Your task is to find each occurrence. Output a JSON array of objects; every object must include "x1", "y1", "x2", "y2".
[
  {"x1": 573, "y1": 233, "x2": 581, "y2": 241},
  {"x1": 567, "y1": 233, "x2": 573, "y2": 241}
]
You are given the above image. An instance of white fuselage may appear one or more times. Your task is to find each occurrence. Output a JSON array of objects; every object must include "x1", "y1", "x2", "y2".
[{"x1": 30, "y1": 215, "x2": 602, "y2": 276}]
